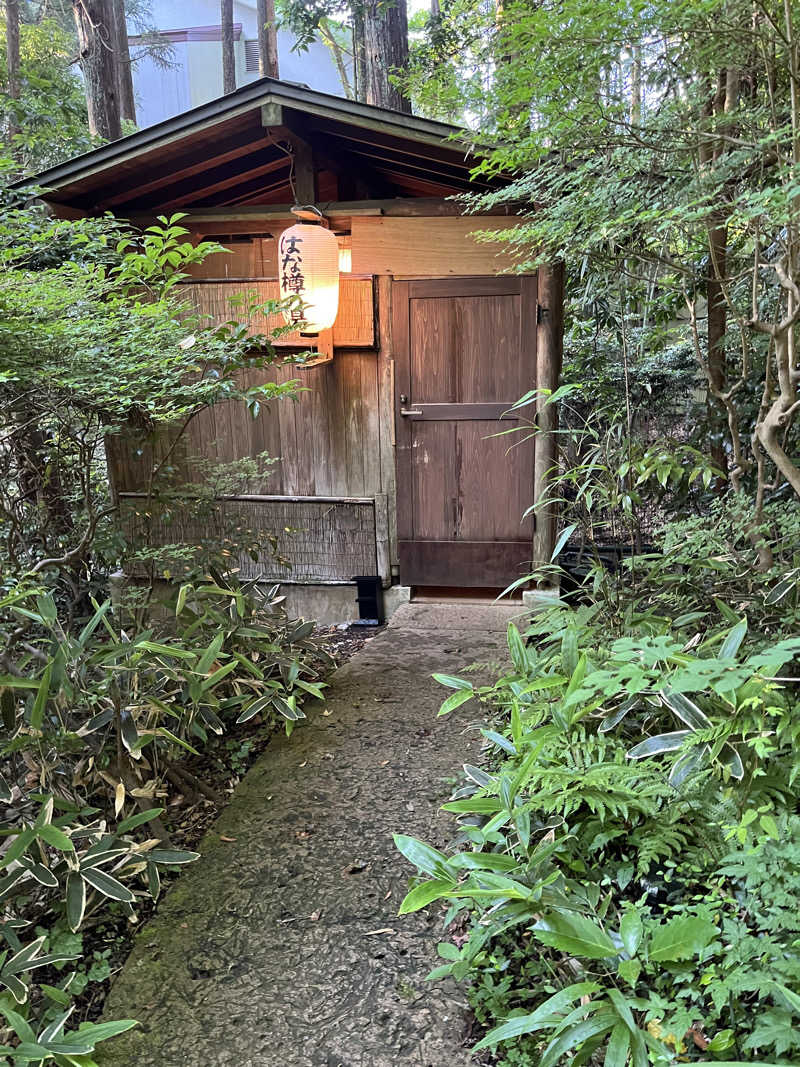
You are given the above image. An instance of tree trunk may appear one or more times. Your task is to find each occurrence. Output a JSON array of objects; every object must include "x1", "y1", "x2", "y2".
[
  {"x1": 352, "y1": 6, "x2": 366, "y2": 103},
  {"x1": 256, "y1": 0, "x2": 279, "y2": 78},
  {"x1": 221, "y1": 0, "x2": 235, "y2": 93},
  {"x1": 319, "y1": 17, "x2": 353, "y2": 98},
  {"x1": 363, "y1": 0, "x2": 411, "y2": 113},
  {"x1": 72, "y1": 0, "x2": 122, "y2": 140},
  {"x1": 706, "y1": 217, "x2": 728, "y2": 479},
  {"x1": 629, "y1": 41, "x2": 641, "y2": 126},
  {"x1": 111, "y1": 0, "x2": 136, "y2": 124},
  {"x1": 4, "y1": 0, "x2": 20, "y2": 154}
]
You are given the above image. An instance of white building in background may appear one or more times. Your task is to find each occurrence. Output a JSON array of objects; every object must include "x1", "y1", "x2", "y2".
[{"x1": 129, "y1": 0, "x2": 347, "y2": 129}]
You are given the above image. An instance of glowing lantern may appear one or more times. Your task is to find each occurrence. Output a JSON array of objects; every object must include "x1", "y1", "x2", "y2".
[{"x1": 278, "y1": 220, "x2": 340, "y2": 335}]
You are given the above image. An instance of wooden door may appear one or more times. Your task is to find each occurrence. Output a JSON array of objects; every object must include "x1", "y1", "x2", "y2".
[{"x1": 393, "y1": 276, "x2": 538, "y2": 588}]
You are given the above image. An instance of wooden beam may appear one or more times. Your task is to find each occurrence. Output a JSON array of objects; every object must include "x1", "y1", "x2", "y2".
[
  {"x1": 351, "y1": 216, "x2": 525, "y2": 275},
  {"x1": 260, "y1": 101, "x2": 283, "y2": 127},
  {"x1": 340, "y1": 144, "x2": 493, "y2": 191},
  {"x1": 532, "y1": 261, "x2": 564, "y2": 584},
  {"x1": 280, "y1": 109, "x2": 397, "y2": 200},
  {"x1": 209, "y1": 170, "x2": 294, "y2": 208},
  {"x1": 126, "y1": 199, "x2": 519, "y2": 224},
  {"x1": 125, "y1": 202, "x2": 519, "y2": 233},
  {"x1": 154, "y1": 154, "x2": 290, "y2": 212},
  {"x1": 101, "y1": 128, "x2": 276, "y2": 208},
  {"x1": 265, "y1": 90, "x2": 463, "y2": 151},
  {"x1": 306, "y1": 117, "x2": 483, "y2": 174}
]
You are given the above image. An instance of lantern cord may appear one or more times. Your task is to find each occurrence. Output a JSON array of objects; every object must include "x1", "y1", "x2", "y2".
[
  {"x1": 271, "y1": 138, "x2": 325, "y2": 220},
  {"x1": 270, "y1": 139, "x2": 298, "y2": 205}
]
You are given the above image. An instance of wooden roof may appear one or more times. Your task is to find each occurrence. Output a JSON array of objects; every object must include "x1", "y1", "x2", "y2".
[{"x1": 23, "y1": 78, "x2": 502, "y2": 215}]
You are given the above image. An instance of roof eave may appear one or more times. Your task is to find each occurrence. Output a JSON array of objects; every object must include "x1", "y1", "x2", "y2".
[{"x1": 15, "y1": 79, "x2": 472, "y2": 199}]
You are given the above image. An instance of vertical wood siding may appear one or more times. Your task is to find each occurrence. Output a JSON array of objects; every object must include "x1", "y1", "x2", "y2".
[{"x1": 107, "y1": 352, "x2": 382, "y2": 498}]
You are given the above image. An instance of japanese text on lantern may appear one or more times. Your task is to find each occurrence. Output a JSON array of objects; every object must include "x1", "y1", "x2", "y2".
[{"x1": 280, "y1": 231, "x2": 305, "y2": 322}]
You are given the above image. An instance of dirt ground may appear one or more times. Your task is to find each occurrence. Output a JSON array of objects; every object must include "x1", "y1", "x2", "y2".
[{"x1": 98, "y1": 603, "x2": 521, "y2": 1067}]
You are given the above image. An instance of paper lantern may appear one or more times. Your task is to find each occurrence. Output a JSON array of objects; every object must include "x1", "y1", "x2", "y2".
[{"x1": 278, "y1": 222, "x2": 340, "y2": 334}]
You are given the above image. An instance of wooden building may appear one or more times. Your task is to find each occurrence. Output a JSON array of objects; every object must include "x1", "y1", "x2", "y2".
[{"x1": 29, "y1": 77, "x2": 562, "y2": 621}]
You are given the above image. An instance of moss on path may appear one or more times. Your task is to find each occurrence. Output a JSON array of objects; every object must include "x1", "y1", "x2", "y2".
[{"x1": 99, "y1": 604, "x2": 520, "y2": 1067}]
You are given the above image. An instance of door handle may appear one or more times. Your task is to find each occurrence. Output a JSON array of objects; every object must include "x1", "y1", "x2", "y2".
[{"x1": 400, "y1": 408, "x2": 423, "y2": 416}]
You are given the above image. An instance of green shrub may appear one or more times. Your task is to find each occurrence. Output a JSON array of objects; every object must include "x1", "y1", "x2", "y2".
[{"x1": 396, "y1": 585, "x2": 800, "y2": 1065}]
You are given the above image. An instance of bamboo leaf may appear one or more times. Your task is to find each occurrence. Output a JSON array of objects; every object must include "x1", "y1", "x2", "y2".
[
  {"x1": 394, "y1": 834, "x2": 455, "y2": 880},
  {"x1": 659, "y1": 690, "x2": 711, "y2": 731},
  {"x1": 438, "y1": 688, "x2": 474, "y2": 716},
  {"x1": 720, "y1": 618, "x2": 748, "y2": 659},
  {"x1": 80, "y1": 867, "x2": 135, "y2": 903},
  {"x1": 146, "y1": 849, "x2": 199, "y2": 865},
  {"x1": 551, "y1": 524, "x2": 577, "y2": 562},
  {"x1": 472, "y1": 981, "x2": 601, "y2": 1050},
  {"x1": 117, "y1": 808, "x2": 164, "y2": 833},
  {"x1": 37, "y1": 824, "x2": 74, "y2": 852},
  {"x1": 626, "y1": 731, "x2": 690, "y2": 759},
  {"x1": 432, "y1": 673, "x2": 473, "y2": 691},
  {"x1": 30, "y1": 662, "x2": 52, "y2": 731}
]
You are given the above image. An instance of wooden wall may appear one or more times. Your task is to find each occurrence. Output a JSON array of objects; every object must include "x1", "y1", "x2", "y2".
[
  {"x1": 179, "y1": 278, "x2": 375, "y2": 349},
  {"x1": 107, "y1": 241, "x2": 396, "y2": 581},
  {"x1": 108, "y1": 353, "x2": 385, "y2": 499},
  {"x1": 108, "y1": 212, "x2": 546, "y2": 585}
]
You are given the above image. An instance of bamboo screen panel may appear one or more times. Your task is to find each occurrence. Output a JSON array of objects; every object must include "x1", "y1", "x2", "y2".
[
  {"x1": 178, "y1": 278, "x2": 375, "y2": 348},
  {"x1": 119, "y1": 496, "x2": 378, "y2": 582}
]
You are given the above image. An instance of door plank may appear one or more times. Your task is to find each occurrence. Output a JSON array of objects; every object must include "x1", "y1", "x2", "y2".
[
  {"x1": 394, "y1": 274, "x2": 538, "y2": 587},
  {"x1": 398, "y1": 540, "x2": 533, "y2": 587},
  {"x1": 398, "y1": 403, "x2": 520, "y2": 421},
  {"x1": 392, "y1": 281, "x2": 413, "y2": 544}
]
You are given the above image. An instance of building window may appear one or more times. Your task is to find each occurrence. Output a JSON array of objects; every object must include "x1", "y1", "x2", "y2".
[{"x1": 245, "y1": 39, "x2": 259, "y2": 73}]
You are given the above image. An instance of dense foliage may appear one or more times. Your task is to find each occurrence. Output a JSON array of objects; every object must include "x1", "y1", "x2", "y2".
[
  {"x1": 394, "y1": 2, "x2": 800, "y2": 1062},
  {"x1": 408, "y1": 0, "x2": 800, "y2": 543},
  {"x1": 0, "y1": 186, "x2": 331, "y2": 1061},
  {"x1": 396, "y1": 512, "x2": 800, "y2": 1065}
]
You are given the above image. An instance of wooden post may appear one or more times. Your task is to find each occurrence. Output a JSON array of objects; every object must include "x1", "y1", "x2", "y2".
[
  {"x1": 289, "y1": 135, "x2": 316, "y2": 203},
  {"x1": 376, "y1": 275, "x2": 398, "y2": 580},
  {"x1": 532, "y1": 260, "x2": 564, "y2": 584}
]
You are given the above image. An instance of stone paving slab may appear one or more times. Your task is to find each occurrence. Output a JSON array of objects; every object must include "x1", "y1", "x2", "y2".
[{"x1": 99, "y1": 603, "x2": 516, "y2": 1067}]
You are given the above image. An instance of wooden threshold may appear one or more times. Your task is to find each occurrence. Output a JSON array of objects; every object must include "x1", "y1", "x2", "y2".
[{"x1": 399, "y1": 540, "x2": 533, "y2": 588}]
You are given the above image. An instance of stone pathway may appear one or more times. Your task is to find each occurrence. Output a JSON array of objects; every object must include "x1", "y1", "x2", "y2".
[{"x1": 99, "y1": 603, "x2": 520, "y2": 1067}]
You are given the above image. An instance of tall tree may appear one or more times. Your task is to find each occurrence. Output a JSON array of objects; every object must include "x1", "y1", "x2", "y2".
[
  {"x1": 278, "y1": 0, "x2": 410, "y2": 107},
  {"x1": 406, "y1": 0, "x2": 800, "y2": 548},
  {"x1": 352, "y1": 5, "x2": 366, "y2": 102},
  {"x1": 4, "y1": 0, "x2": 20, "y2": 152},
  {"x1": 111, "y1": 0, "x2": 136, "y2": 124},
  {"x1": 72, "y1": 0, "x2": 122, "y2": 140},
  {"x1": 256, "y1": 0, "x2": 279, "y2": 78},
  {"x1": 363, "y1": 0, "x2": 410, "y2": 111},
  {"x1": 221, "y1": 0, "x2": 235, "y2": 93}
]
